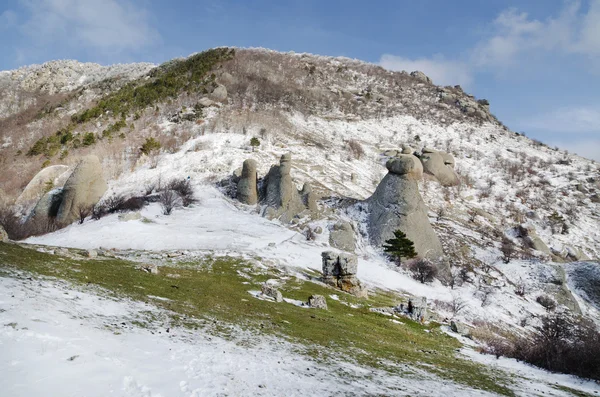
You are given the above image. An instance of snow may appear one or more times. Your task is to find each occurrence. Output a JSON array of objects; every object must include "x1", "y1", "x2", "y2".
[{"x1": 0, "y1": 274, "x2": 510, "y2": 397}]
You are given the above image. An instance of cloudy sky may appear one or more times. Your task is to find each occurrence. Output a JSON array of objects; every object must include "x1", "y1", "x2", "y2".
[{"x1": 1, "y1": 0, "x2": 599, "y2": 160}]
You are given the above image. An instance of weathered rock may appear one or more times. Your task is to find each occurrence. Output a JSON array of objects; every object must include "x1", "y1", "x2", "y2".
[
  {"x1": 367, "y1": 156, "x2": 444, "y2": 261},
  {"x1": 410, "y1": 70, "x2": 432, "y2": 84},
  {"x1": 386, "y1": 155, "x2": 423, "y2": 180},
  {"x1": 261, "y1": 153, "x2": 306, "y2": 222},
  {"x1": 15, "y1": 165, "x2": 70, "y2": 208},
  {"x1": 210, "y1": 84, "x2": 228, "y2": 101},
  {"x1": 301, "y1": 183, "x2": 317, "y2": 212},
  {"x1": 198, "y1": 97, "x2": 214, "y2": 107},
  {"x1": 0, "y1": 225, "x2": 8, "y2": 242},
  {"x1": 401, "y1": 145, "x2": 414, "y2": 154},
  {"x1": 29, "y1": 188, "x2": 63, "y2": 222},
  {"x1": 450, "y1": 320, "x2": 471, "y2": 336},
  {"x1": 118, "y1": 212, "x2": 142, "y2": 222},
  {"x1": 261, "y1": 283, "x2": 283, "y2": 302},
  {"x1": 409, "y1": 297, "x2": 428, "y2": 322},
  {"x1": 237, "y1": 159, "x2": 258, "y2": 205},
  {"x1": 439, "y1": 152, "x2": 455, "y2": 168},
  {"x1": 314, "y1": 226, "x2": 323, "y2": 234},
  {"x1": 527, "y1": 235, "x2": 551, "y2": 255},
  {"x1": 308, "y1": 295, "x2": 328, "y2": 309},
  {"x1": 86, "y1": 249, "x2": 97, "y2": 258},
  {"x1": 419, "y1": 150, "x2": 459, "y2": 186},
  {"x1": 321, "y1": 251, "x2": 367, "y2": 298},
  {"x1": 383, "y1": 150, "x2": 398, "y2": 157},
  {"x1": 590, "y1": 193, "x2": 600, "y2": 203},
  {"x1": 56, "y1": 156, "x2": 107, "y2": 225},
  {"x1": 138, "y1": 263, "x2": 159, "y2": 274},
  {"x1": 329, "y1": 221, "x2": 356, "y2": 252}
]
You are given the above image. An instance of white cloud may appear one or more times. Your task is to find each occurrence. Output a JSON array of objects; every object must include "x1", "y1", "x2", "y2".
[
  {"x1": 523, "y1": 106, "x2": 600, "y2": 133},
  {"x1": 472, "y1": 1, "x2": 600, "y2": 68},
  {"x1": 17, "y1": 0, "x2": 159, "y2": 55},
  {"x1": 379, "y1": 54, "x2": 472, "y2": 87}
]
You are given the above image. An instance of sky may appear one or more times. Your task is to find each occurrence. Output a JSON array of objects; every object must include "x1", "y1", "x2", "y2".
[{"x1": 1, "y1": 0, "x2": 599, "y2": 160}]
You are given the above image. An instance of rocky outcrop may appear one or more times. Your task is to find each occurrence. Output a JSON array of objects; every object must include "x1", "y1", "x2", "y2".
[
  {"x1": 329, "y1": 221, "x2": 356, "y2": 252},
  {"x1": 261, "y1": 283, "x2": 283, "y2": 302},
  {"x1": 237, "y1": 159, "x2": 258, "y2": 205},
  {"x1": 419, "y1": 149, "x2": 459, "y2": 186},
  {"x1": 15, "y1": 165, "x2": 70, "y2": 208},
  {"x1": 29, "y1": 188, "x2": 63, "y2": 223},
  {"x1": 210, "y1": 84, "x2": 228, "y2": 101},
  {"x1": 300, "y1": 183, "x2": 317, "y2": 212},
  {"x1": 261, "y1": 154, "x2": 308, "y2": 222},
  {"x1": 56, "y1": 155, "x2": 107, "y2": 225},
  {"x1": 410, "y1": 71, "x2": 432, "y2": 84},
  {"x1": 0, "y1": 225, "x2": 8, "y2": 242},
  {"x1": 321, "y1": 251, "x2": 367, "y2": 298},
  {"x1": 565, "y1": 261, "x2": 600, "y2": 310},
  {"x1": 367, "y1": 155, "x2": 444, "y2": 261}
]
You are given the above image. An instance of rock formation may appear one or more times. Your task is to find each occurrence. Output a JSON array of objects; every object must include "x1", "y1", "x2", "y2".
[
  {"x1": 237, "y1": 159, "x2": 258, "y2": 205},
  {"x1": 419, "y1": 148, "x2": 459, "y2": 187},
  {"x1": 56, "y1": 155, "x2": 107, "y2": 225},
  {"x1": 328, "y1": 221, "x2": 356, "y2": 252},
  {"x1": 321, "y1": 251, "x2": 367, "y2": 298},
  {"x1": 300, "y1": 183, "x2": 317, "y2": 212},
  {"x1": 410, "y1": 70, "x2": 432, "y2": 84},
  {"x1": 308, "y1": 295, "x2": 328, "y2": 309},
  {"x1": 15, "y1": 165, "x2": 70, "y2": 208},
  {"x1": 367, "y1": 155, "x2": 444, "y2": 261},
  {"x1": 260, "y1": 153, "x2": 311, "y2": 222},
  {"x1": 0, "y1": 225, "x2": 8, "y2": 242}
]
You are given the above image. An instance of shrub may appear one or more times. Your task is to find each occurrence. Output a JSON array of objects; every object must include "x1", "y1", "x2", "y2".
[
  {"x1": 250, "y1": 137, "x2": 260, "y2": 151},
  {"x1": 159, "y1": 190, "x2": 181, "y2": 215},
  {"x1": 140, "y1": 137, "x2": 161, "y2": 155},
  {"x1": 347, "y1": 139, "x2": 365, "y2": 160},
  {"x1": 536, "y1": 295, "x2": 557, "y2": 311},
  {"x1": 167, "y1": 179, "x2": 196, "y2": 207},
  {"x1": 500, "y1": 238, "x2": 516, "y2": 263},
  {"x1": 119, "y1": 197, "x2": 146, "y2": 212},
  {"x1": 407, "y1": 258, "x2": 438, "y2": 283},
  {"x1": 82, "y1": 132, "x2": 96, "y2": 146},
  {"x1": 77, "y1": 205, "x2": 92, "y2": 224}
]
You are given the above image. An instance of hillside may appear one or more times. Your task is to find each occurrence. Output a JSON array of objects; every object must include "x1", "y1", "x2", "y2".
[{"x1": 1, "y1": 47, "x2": 600, "y2": 396}]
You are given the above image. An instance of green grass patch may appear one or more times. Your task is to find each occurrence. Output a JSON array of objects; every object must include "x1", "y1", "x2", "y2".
[{"x1": 0, "y1": 242, "x2": 515, "y2": 395}]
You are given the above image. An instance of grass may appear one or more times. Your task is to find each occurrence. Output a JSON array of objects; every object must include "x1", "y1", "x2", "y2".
[{"x1": 0, "y1": 242, "x2": 516, "y2": 395}]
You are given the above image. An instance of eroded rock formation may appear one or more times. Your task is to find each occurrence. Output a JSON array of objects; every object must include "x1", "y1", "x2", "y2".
[
  {"x1": 419, "y1": 148, "x2": 459, "y2": 187},
  {"x1": 236, "y1": 159, "x2": 258, "y2": 205},
  {"x1": 367, "y1": 155, "x2": 444, "y2": 260},
  {"x1": 321, "y1": 251, "x2": 367, "y2": 298}
]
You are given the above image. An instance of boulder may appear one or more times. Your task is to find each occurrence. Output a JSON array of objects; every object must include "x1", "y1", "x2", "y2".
[
  {"x1": 138, "y1": 264, "x2": 159, "y2": 274},
  {"x1": 526, "y1": 235, "x2": 551, "y2": 255},
  {"x1": 308, "y1": 295, "x2": 328, "y2": 310},
  {"x1": 410, "y1": 71, "x2": 432, "y2": 84},
  {"x1": 86, "y1": 249, "x2": 97, "y2": 258},
  {"x1": 565, "y1": 261, "x2": 600, "y2": 310},
  {"x1": 210, "y1": 84, "x2": 228, "y2": 101},
  {"x1": 29, "y1": 188, "x2": 63, "y2": 223},
  {"x1": 329, "y1": 221, "x2": 356, "y2": 252},
  {"x1": 367, "y1": 155, "x2": 444, "y2": 261},
  {"x1": 237, "y1": 159, "x2": 258, "y2": 205},
  {"x1": 321, "y1": 251, "x2": 367, "y2": 298},
  {"x1": 198, "y1": 97, "x2": 214, "y2": 107},
  {"x1": 419, "y1": 150, "x2": 459, "y2": 186},
  {"x1": 56, "y1": 156, "x2": 107, "y2": 225},
  {"x1": 401, "y1": 145, "x2": 414, "y2": 155},
  {"x1": 261, "y1": 153, "x2": 306, "y2": 222},
  {"x1": 261, "y1": 283, "x2": 283, "y2": 302},
  {"x1": 118, "y1": 212, "x2": 142, "y2": 222},
  {"x1": 15, "y1": 165, "x2": 70, "y2": 208},
  {"x1": 0, "y1": 225, "x2": 8, "y2": 242}
]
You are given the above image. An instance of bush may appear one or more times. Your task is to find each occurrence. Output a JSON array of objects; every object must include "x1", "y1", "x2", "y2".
[
  {"x1": 536, "y1": 295, "x2": 557, "y2": 311},
  {"x1": 407, "y1": 258, "x2": 438, "y2": 283},
  {"x1": 159, "y1": 190, "x2": 181, "y2": 215},
  {"x1": 140, "y1": 137, "x2": 161, "y2": 155},
  {"x1": 82, "y1": 132, "x2": 96, "y2": 146},
  {"x1": 500, "y1": 238, "x2": 516, "y2": 263},
  {"x1": 167, "y1": 179, "x2": 196, "y2": 207},
  {"x1": 347, "y1": 139, "x2": 365, "y2": 160},
  {"x1": 250, "y1": 137, "x2": 260, "y2": 151},
  {"x1": 482, "y1": 314, "x2": 600, "y2": 381}
]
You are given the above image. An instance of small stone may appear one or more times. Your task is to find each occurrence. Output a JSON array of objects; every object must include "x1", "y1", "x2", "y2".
[
  {"x1": 308, "y1": 295, "x2": 328, "y2": 310},
  {"x1": 314, "y1": 226, "x2": 323, "y2": 234},
  {"x1": 261, "y1": 283, "x2": 283, "y2": 302},
  {"x1": 86, "y1": 249, "x2": 97, "y2": 258}
]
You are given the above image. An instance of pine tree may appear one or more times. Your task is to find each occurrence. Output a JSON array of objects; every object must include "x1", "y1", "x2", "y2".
[
  {"x1": 383, "y1": 230, "x2": 417, "y2": 265},
  {"x1": 250, "y1": 137, "x2": 260, "y2": 152}
]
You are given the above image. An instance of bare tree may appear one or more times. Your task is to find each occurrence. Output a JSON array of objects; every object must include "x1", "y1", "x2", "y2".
[
  {"x1": 160, "y1": 190, "x2": 181, "y2": 215},
  {"x1": 77, "y1": 205, "x2": 92, "y2": 224},
  {"x1": 407, "y1": 258, "x2": 438, "y2": 283},
  {"x1": 500, "y1": 238, "x2": 516, "y2": 264}
]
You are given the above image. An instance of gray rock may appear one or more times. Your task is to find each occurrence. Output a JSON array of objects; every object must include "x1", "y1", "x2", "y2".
[
  {"x1": 338, "y1": 252, "x2": 358, "y2": 276},
  {"x1": 386, "y1": 155, "x2": 423, "y2": 180},
  {"x1": 383, "y1": 150, "x2": 398, "y2": 157},
  {"x1": 237, "y1": 159, "x2": 258, "y2": 205},
  {"x1": 139, "y1": 264, "x2": 159, "y2": 274},
  {"x1": 565, "y1": 261, "x2": 600, "y2": 310},
  {"x1": 329, "y1": 221, "x2": 356, "y2": 252},
  {"x1": 314, "y1": 226, "x2": 323, "y2": 234},
  {"x1": 118, "y1": 212, "x2": 142, "y2": 222},
  {"x1": 410, "y1": 70, "x2": 432, "y2": 84},
  {"x1": 198, "y1": 97, "x2": 214, "y2": 107},
  {"x1": 15, "y1": 165, "x2": 70, "y2": 208},
  {"x1": 321, "y1": 251, "x2": 367, "y2": 298},
  {"x1": 261, "y1": 153, "x2": 306, "y2": 222},
  {"x1": 56, "y1": 155, "x2": 107, "y2": 225},
  {"x1": 419, "y1": 150, "x2": 459, "y2": 186},
  {"x1": 261, "y1": 283, "x2": 283, "y2": 302},
  {"x1": 210, "y1": 84, "x2": 228, "y2": 101},
  {"x1": 450, "y1": 320, "x2": 471, "y2": 336},
  {"x1": 308, "y1": 295, "x2": 328, "y2": 309},
  {"x1": 0, "y1": 225, "x2": 8, "y2": 242},
  {"x1": 301, "y1": 183, "x2": 317, "y2": 212},
  {"x1": 29, "y1": 188, "x2": 63, "y2": 223},
  {"x1": 367, "y1": 156, "x2": 444, "y2": 261},
  {"x1": 527, "y1": 235, "x2": 551, "y2": 255},
  {"x1": 86, "y1": 249, "x2": 97, "y2": 258},
  {"x1": 590, "y1": 193, "x2": 600, "y2": 203},
  {"x1": 401, "y1": 145, "x2": 414, "y2": 154}
]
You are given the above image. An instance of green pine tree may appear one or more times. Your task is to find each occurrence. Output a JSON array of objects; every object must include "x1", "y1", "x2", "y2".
[
  {"x1": 383, "y1": 230, "x2": 417, "y2": 265},
  {"x1": 250, "y1": 137, "x2": 260, "y2": 152}
]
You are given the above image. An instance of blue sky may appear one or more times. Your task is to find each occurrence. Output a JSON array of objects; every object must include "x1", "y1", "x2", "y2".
[{"x1": 1, "y1": 0, "x2": 599, "y2": 160}]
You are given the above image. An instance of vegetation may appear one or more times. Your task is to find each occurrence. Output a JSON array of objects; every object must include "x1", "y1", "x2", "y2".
[
  {"x1": 383, "y1": 230, "x2": 417, "y2": 265},
  {"x1": 0, "y1": 242, "x2": 516, "y2": 395},
  {"x1": 250, "y1": 137, "x2": 260, "y2": 151},
  {"x1": 407, "y1": 258, "x2": 438, "y2": 283},
  {"x1": 140, "y1": 137, "x2": 161, "y2": 155}
]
